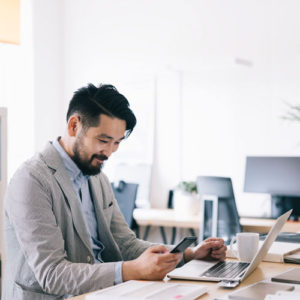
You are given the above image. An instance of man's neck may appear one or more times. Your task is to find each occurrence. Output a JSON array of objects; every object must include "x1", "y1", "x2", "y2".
[{"x1": 58, "y1": 136, "x2": 74, "y2": 159}]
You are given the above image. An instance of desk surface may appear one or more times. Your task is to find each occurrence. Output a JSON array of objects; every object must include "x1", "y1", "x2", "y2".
[
  {"x1": 68, "y1": 261, "x2": 300, "y2": 300},
  {"x1": 133, "y1": 208, "x2": 300, "y2": 233}
]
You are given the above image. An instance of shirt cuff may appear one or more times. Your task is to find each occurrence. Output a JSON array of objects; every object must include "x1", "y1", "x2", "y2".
[{"x1": 114, "y1": 261, "x2": 123, "y2": 285}]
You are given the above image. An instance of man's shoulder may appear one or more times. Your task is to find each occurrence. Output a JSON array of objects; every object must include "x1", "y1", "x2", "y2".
[
  {"x1": 11, "y1": 142, "x2": 59, "y2": 181},
  {"x1": 12, "y1": 153, "x2": 52, "y2": 182}
]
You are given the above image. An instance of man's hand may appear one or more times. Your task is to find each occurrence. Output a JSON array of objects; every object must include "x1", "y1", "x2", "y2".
[
  {"x1": 184, "y1": 238, "x2": 227, "y2": 263},
  {"x1": 122, "y1": 245, "x2": 183, "y2": 281}
]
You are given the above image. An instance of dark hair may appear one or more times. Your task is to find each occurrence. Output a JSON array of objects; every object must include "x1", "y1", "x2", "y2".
[{"x1": 66, "y1": 83, "x2": 136, "y2": 137}]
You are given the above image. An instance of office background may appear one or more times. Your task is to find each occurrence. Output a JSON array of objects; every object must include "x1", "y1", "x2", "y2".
[{"x1": 1, "y1": 0, "x2": 300, "y2": 219}]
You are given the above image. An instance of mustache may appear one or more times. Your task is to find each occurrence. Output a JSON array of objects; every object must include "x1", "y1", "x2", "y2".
[{"x1": 92, "y1": 154, "x2": 108, "y2": 161}]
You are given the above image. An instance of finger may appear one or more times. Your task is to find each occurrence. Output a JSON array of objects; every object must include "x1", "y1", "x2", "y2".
[
  {"x1": 211, "y1": 251, "x2": 226, "y2": 259},
  {"x1": 211, "y1": 253, "x2": 226, "y2": 259},
  {"x1": 200, "y1": 240, "x2": 221, "y2": 250},
  {"x1": 159, "y1": 258, "x2": 182, "y2": 272},
  {"x1": 211, "y1": 254, "x2": 226, "y2": 260},
  {"x1": 207, "y1": 240, "x2": 226, "y2": 249},
  {"x1": 204, "y1": 237, "x2": 225, "y2": 243},
  {"x1": 211, "y1": 246, "x2": 227, "y2": 255},
  {"x1": 211, "y1": 246, "x2": 227, "y2": 259},
  {"x1": 159, "y1": 252, "x2": 182, "y2": 263},
  {"x1": 204, "y1": 237, "x2": 224, "y2": 241},
  {"x1": 149, "y1": 245, "x2": 168, "y2": 253},
  {"x1": 211, "y1": 245, "x2": 227, "y2": 254},
  {"x1": 163, "y1": 262, "x2": 180, "y2": 275},
  {"x1": 211, "y1": 251, "x2": 227, "y2": 258},
  {"x1": 159, "y1": 258, "x2": 182, "y2": 268}
]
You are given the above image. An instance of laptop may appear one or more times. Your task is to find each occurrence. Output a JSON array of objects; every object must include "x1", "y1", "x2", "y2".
[{"x1": 167, "y1": 209, "x2": 292, "y2": 287}]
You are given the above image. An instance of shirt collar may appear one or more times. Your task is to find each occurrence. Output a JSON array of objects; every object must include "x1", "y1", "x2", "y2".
[{"x1": 53, "y1": 138, "x2": 89, "y2": 186}]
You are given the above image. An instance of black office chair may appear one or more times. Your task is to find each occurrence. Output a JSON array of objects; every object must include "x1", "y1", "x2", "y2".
[
  {"x1": 111, "y1": 181, "x2": 139, "y2": 230},
  {"x1": 197, "y1": 176, "x2": 241, "y2": 245}
]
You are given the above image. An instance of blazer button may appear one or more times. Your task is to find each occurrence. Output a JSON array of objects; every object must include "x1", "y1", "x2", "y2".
[{"x1": 87, "y1": 256, "x2": 91, "y2": 263}]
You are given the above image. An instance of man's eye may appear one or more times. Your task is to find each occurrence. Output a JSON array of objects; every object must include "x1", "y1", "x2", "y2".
[{"x1": 99, "y1": 139, "x2": 108, "y2": 144}]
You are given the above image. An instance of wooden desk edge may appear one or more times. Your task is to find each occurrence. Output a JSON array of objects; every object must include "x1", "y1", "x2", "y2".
[{"x1": 67, "y1": 261, "x2": 300, "y2": 300}]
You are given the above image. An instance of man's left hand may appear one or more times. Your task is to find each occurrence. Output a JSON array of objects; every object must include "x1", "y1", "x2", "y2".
[{"x1": 184, "y1": 237, "x2": 227, "y2": 263}]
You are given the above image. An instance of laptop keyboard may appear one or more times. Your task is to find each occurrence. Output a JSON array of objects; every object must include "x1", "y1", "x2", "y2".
[{"x1": 201, "y1": 261, "x2": 250, "y2": 279}]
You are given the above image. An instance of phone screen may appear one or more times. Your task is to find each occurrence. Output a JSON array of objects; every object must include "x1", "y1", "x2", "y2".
[{"x1": 170, "y1": 236, "x2": 197, "y2": 253}]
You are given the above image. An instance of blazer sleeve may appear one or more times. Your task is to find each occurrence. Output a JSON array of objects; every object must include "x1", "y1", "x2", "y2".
[
  {"x1": 97, "y1": 173, "x2": 155, "y2": 261},
  {"x1": 5, "y1": 165, "x2": 118, "y2": 296}
]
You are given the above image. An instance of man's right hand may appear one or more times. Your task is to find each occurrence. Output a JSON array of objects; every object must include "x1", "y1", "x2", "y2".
[{"x1": 122, "y1": 245, "x2": 182, "y2": 281}]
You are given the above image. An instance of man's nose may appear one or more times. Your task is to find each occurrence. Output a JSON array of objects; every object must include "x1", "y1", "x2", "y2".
[{"x1": 101, "y1": 143, "x2": 114, "y2": 157}]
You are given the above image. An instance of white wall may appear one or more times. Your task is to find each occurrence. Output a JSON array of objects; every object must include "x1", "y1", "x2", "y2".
[
  {"x1": 32, "y1": 0, "x2": 66, "y2": 151},
  {"x1": 0, "y1": 0, "x2": 35, "y2": 179},
  {"x1": 59, "y1": 0, "x2": 300, "y2": 216},
  {"x1": 0, "y1": 0, "x2": 35, "y2": 283},
  {"x1": 2, "y1": 0, "x2": 300, "y2": 217}
]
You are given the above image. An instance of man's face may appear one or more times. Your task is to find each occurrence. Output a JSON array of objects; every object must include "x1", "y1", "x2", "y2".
[{"x1": 72, "y1": 114, "x2": 126, "y2": 175}]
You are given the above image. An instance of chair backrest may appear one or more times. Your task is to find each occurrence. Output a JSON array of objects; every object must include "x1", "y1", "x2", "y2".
[
  {"x1": 197, "y1": 176, "x2": 241, "y2": 244},
  {"x1": 111, "y1": 181, "x2": 139, "y2": 228}
]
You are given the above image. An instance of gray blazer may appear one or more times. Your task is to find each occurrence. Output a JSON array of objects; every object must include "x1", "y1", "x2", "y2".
[{"x1": 2, "y1": 142, "x2": 152, "y2": 300}]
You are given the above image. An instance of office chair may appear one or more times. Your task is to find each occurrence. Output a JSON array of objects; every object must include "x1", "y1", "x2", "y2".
[
  {"x1": 111, "y1": 181, "x2": 139, "y2": 230},
  {"x1": 197, "y1": 176, "x2": 241, "y2": 245}
]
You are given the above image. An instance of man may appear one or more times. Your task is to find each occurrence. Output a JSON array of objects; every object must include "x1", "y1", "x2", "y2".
[{"x1": 2, "y1": 83, "x2": 226, "y2": 299}]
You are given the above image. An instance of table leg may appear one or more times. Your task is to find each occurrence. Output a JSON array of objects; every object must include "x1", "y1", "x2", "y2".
[
  {"x1": 189, "y1": 228, "x2": 197, "y2": 245},
  {"x1": 135, "y1": 225, "x2": 140, "y2": 239},
  {"x1": 143, "y1": 225, "x2": 151, "y2": 240},
  {"x1": 171, "y1": 227, "x2": 177, "y2": 245},
  {"x1": 159, "y1": 226, "x2": 167, "y2": 244}
]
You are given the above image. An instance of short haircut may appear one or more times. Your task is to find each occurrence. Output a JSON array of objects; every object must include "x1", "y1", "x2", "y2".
[{"x1": 66, "y1": 83, "x2": 136, "y2": 137}]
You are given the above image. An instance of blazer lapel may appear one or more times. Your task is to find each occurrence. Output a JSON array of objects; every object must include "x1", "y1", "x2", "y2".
[
  {"x1": 89, "y1": 176, "x2": 122, "y2": 261},
  {"x1": 40, "y1": 142, "x2": 93, "y2": 255}
]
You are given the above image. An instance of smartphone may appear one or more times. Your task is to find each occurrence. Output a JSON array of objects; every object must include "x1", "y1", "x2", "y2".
[{"x1": 170, "y1": 236, "x2": 197, "y2": 253}]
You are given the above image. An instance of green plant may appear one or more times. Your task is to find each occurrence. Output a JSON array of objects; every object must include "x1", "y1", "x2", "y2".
[
  {"x1": 282, "y1": 103, "x2": 300, "y2": 122},
  {"x1": 177, "y1": 181, "x2": 197, "y2": 194}
]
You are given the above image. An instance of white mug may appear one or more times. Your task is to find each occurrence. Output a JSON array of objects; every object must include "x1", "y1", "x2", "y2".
[{"x1": 230, "y1": 232, "x2": 259, "y2": 262}]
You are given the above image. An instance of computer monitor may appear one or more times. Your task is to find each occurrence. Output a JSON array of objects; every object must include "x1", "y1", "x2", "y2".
[
  {"x1": 244, "y1": 156, "x2": 300, "y2": 219},
  {"x1": 197, "y1": 176, "x2": 241, "y2": 244}
]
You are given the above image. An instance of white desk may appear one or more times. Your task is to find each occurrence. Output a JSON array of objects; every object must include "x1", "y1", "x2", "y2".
[
  {"x1": 133, "y1": 208, "x2": 200, "y2": 243},
  {"x1": 68, "y1": 261, "x2": 300, "y2": 300},
  {"x1": 133, "y1": 208, "x2": 300, "y2": 243}
]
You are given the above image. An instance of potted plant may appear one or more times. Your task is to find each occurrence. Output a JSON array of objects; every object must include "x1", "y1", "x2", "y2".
[
  {"x1": 282, "y1": 103, "x2": 300, "y2": 121},
  {"x1": 173, "y1": 181, "x2": 201, "y2": 217}
]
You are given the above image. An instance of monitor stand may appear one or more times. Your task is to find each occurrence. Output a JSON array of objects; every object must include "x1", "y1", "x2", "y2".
[{"x1": 271, "y1": 195, "x2": 300, "y2": 220}]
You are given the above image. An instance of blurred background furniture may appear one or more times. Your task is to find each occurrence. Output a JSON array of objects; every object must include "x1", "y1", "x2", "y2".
[
  {"x1": 111, "y1": 181, "x2": 139, "y2": 236},
  {"x1": 197, "y1": 176, "x2": 241, "y2": 244}
]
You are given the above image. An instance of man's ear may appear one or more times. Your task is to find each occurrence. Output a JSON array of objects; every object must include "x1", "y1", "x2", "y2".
[{"x1": 67, "y1": 115, "x2": 81, "y2": 137}]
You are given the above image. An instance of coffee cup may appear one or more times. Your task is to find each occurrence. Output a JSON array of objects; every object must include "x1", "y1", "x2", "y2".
[{"x1": 230, "y1": 232, "x2": 259, "y2": 262}]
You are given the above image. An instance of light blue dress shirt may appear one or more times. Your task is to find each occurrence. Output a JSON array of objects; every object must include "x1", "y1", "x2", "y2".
[{"x1": 53, "y1": 139, "x2": 123, "y2": 284}]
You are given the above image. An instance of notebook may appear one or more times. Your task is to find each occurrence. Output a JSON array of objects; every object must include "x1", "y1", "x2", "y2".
[
  {"x1": 265, "y1": 290, "x2": 300, "y2": 300},
  {"x1": 227, "y1": 281, "x2": 294, "y2": 300},
  {"x1": 271, "y1": 268, "x2": 300, "y2": 284},
  {"x1": 86, "y1": 280, "x2": 208, "y2": 300},
  {"x1": 284, "y1": 250, "x2": 300, "y2": 264},
  {"x1": 167, "y1": 210, "x2": 292, "y2": 287}
]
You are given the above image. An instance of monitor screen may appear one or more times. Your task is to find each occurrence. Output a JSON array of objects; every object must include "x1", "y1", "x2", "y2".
[
  {"x1": 244, "y1": 156, "x2": 300, "y2": 196},
  {"x1": 244, "y1": 156, "x2": 300, "y2": 219}
]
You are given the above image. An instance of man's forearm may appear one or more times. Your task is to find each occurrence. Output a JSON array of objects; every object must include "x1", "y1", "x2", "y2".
[{"x1": 183, "y1": 247, "x2": 195, "y2": 263}]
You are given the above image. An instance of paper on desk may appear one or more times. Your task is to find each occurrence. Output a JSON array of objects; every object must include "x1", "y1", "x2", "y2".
[
  {"x1": 86, "y1": 280, "x2": 208, "y2": 300},
  {"x1": 227, "y1": 241, "x2": 300, "y2": 263},
  {"x1": 265, "y1": 290, "x2": 300, "y2": 299}
]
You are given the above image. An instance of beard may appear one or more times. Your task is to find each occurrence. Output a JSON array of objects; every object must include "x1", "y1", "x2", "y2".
[{"x1": 72, "y1": 137, "x2": 108, "y2": 176}]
